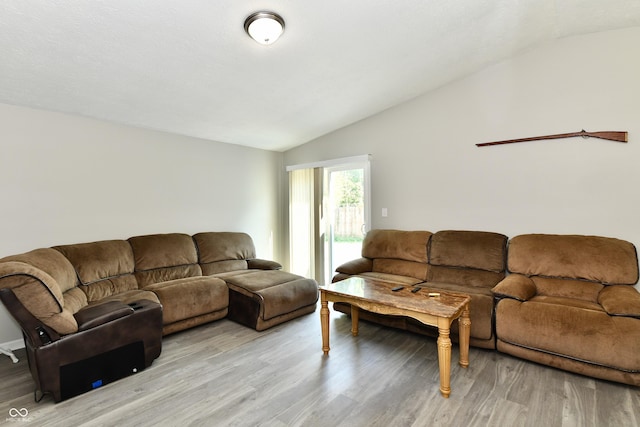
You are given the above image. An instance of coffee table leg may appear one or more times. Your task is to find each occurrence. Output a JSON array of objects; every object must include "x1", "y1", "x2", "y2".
[
  {"x1": 459, "y1": 303, "x2": 470, "y2": 368},
  {"x1": 320, "y1": 293, "x2": 330, "y2": 355},
  {"x1": 437, "y1": 321, "x2": 452, "y2": 398},
  {"x1": 351, "y1": 305, "x2": 359, "y2": 336}
]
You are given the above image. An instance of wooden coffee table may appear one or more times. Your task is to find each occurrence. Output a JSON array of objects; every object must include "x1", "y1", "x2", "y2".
[{"x1": 319, "y1": 276, "x2": 471, "y2": 398}]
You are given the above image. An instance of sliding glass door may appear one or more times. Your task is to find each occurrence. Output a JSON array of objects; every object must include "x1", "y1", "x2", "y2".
[
  {"x1": 287, "y1": 155, "x2": 370, "y2": 284},
  {"x1": 324, "y1": 162, "x2": 370, "y2": 282}
]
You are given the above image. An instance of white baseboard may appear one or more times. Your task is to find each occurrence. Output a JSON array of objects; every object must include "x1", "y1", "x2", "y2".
[{"x1": 0, "y1": 339, "x2": 24, "y2": 351}]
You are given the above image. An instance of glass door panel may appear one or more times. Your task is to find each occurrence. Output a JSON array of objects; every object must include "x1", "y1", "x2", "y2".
[{"x1": 326, "y1": 165, "x2": 369, "y2": 280}]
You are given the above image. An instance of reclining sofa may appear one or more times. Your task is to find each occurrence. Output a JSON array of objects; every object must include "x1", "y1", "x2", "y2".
[
  {"x1": 493, "y1": 234, "x2": 640, "y2": 386},
  {"x1": 332, "y1": 229, "x2": 508, "y2": 349},
  {"x1": 333, "y1": 229, "x2": 640, "y2": 386},
  {"x1": 0, "y1": 231, "x2": 319, "y2": 401}
]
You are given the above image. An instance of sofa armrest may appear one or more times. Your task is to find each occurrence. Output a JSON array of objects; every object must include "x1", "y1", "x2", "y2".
[
  {"x1": 74, "y1": 301, "x2": 134, "y2": 332},
  {"x1": 492, "y1": 274, "x2": 537, "y2": 301},
  {"x1": 247, "y1": 259, "x2": 282, "y2": 270},
  {"x1": 335, "y1": 257, "x2": 373, "y2": 275},
  {"x1": 0, "y1": 288, "x2": 62, "y2": 345},
  {"x1": 598, "y1": 285, "x2": 640, "y2": 318}
]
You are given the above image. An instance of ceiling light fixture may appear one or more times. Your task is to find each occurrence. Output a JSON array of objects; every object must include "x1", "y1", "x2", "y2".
[{"x1": 244, "y1": 11, "x2": 285, "y2": 45}]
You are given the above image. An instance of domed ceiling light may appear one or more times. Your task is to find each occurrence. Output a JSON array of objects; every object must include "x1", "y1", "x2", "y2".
[{"x1": 244, "y1": 11, "x2": 285, "y2": 45}]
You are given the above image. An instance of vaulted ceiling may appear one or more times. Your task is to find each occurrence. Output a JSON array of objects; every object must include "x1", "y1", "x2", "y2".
[{"x1": 1, "y1": 1, "x2": 639, "y2": 151}]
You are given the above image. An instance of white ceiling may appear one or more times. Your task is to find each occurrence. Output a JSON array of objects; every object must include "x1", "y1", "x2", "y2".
[{"x1": 1, "y1": 1, "x2": 639, "y2": 152}]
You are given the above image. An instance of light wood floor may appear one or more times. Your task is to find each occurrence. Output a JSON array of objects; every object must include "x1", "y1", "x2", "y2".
[{"x1": 1, "y1": 305, "x2": 638, "y2": 427}]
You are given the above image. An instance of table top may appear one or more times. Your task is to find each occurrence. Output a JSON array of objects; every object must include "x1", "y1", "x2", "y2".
[{"x1": 320, "y1": 276, "x2": 470, "y2": 319}]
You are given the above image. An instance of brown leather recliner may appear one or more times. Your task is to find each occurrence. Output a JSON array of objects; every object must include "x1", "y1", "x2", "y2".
[{"x1": 0, "y1": 248, "x2": 162, "y2": 402}]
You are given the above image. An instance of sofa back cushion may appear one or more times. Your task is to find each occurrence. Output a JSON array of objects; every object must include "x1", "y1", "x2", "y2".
[
  {"x1": 362, "y1": 229, "x2": 431, "y2": 262},
  {"x1": 54, "y1": 240, "x2": 138, "y2": 303},
  {"x1": 428, "y1": 230, "x2": 507, "y2": 288},
  {"x1": 193, "y1": 232, "x2": 255, "y2": 275},
  {"x1": 128, "y1": 233, "x2": 202, "y2": 287},
  {"x1": 0, "y1": 248, "x2": 80, "y2": 334},
  {"x1": 362, "y1": 229, "x2": 432, "y2": 281},
  {"x1": 429, "y1": 230, "x2": 507, "y2": 271},
  {"x1": 508, "y1": 234, "x2": 639, "y2": 285}
]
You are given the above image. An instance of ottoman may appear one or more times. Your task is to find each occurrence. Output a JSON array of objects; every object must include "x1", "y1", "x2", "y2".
[{"x1": 224, "y1": 270, "x2": 319, "y2": 331}]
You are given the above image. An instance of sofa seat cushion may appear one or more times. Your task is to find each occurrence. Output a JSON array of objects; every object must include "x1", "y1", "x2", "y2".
[
  {"x1": 356, "y1": 272, "x2": 423, "y2": 286},
  {"x1": 93, "y1": 289, "x2": 160, "y2": 306},
  {"x1": 496, "y1": 298, "x2": 640, "y2": 372},
  {"x1": 144, "y1": 276, "x2": 228, "y2": 325},
  {"x1": 224, "y1": 270, "x2": 318, "y2": 323}
]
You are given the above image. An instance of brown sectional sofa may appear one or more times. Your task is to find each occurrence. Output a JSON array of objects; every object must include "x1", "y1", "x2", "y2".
[
  {"x1": 0, "y1": 231, "x2": 318, "y2": 401},
  {"x1": 332, "y1": 229, "x2": 640, "y2": 386}
]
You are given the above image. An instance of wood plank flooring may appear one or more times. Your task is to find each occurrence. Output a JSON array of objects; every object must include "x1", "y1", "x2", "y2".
[{"x1": 1, "y1": 305, "x2": 638, "y2": 426}]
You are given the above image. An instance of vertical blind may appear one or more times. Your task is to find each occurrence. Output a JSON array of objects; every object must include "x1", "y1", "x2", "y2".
[{"x1": 288, "y1": 168, "x2": 315, "y2": 278}]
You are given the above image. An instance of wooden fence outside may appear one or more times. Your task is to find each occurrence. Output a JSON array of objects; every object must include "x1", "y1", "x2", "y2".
[{"x1": 333, "y1": 206, "x2": 364, "y2": 239}]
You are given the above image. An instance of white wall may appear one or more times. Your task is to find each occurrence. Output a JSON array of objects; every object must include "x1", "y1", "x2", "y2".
[
  {"x1": 0, "y1": 103, "x2": 283, "y2": 345},
  {"x1": 284, "y1": 27, "x2": 640, "y2": 284}
]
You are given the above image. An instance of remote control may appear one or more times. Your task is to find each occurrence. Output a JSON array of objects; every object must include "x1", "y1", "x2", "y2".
[
  {"x1": 411, "y1": 287, "x2": 420, "y2": 293},
  {"x1": 391, "y1": 286, "x2": 404, "y2": 292}
]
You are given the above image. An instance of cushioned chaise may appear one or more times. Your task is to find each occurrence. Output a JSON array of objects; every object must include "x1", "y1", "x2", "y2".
[
  {"x1": 224, "y1": 270, "x2": 319, "y2": 331},
  {"x1": 493, "y1": 234, "x2": 640, "y2": 386},
  {"x1": 193, "y1": 232, "x2": 319, "y2": 331}
]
